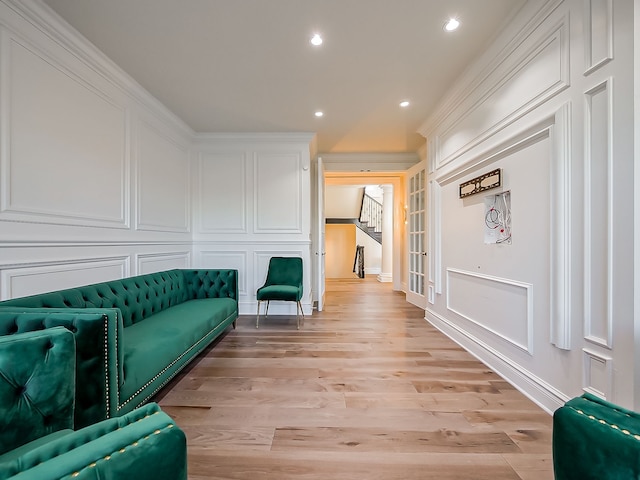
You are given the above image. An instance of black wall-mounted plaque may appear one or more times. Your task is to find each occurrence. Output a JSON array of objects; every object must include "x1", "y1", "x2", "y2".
[{"x1": 459, "y1": 168, "x2": 501, "y2": 198}]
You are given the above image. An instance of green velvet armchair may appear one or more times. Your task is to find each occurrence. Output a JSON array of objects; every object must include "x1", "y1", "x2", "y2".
[
  {"x1": 553, "y1": 393, "x2": 640, "y2": 479},
  {"x1": 256, "y1": 257, "x2": 304, "y2": 329},
  {"x1": 0, "y1": 327, "x2": 187, "y2": 480}
]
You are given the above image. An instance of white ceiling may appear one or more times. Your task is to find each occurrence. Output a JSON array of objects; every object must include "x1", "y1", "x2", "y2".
[{"x1": 41, "y1": 0, "x2": 527, "y2": 155}]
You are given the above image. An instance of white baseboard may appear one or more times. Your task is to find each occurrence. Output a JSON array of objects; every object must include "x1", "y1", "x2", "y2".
[{"x1": 425, "y1": 308, "x2": 569, "y2": 415}]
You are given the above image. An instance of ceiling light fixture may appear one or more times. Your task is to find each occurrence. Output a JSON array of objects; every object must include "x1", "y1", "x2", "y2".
[
  {"x1": 315, "y1": 111, "x2": 324, "y2": 117},
  {"x1": 444, "y1": 18, "x2": 460, "y2": 32},
  {"x1": 400, "y1": 100, "x2": 410, "y2": 108},
  {"x1": 310, "y1": 33, "x2": 323, "y2": 46}
]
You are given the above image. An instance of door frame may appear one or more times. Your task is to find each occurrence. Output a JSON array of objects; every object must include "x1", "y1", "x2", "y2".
[{"x1": 324, "y1": 172, "x2": 406, "y2": 292}]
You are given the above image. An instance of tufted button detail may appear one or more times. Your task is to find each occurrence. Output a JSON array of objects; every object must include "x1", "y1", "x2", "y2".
[{"x1": 16, "y1": 385, "x2": 27, "y2": 396}]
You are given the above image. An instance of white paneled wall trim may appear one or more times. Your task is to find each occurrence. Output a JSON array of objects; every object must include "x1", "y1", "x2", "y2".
[
  {"x1": 582, "y1": 348, "x2": 613, "y2": 400},
  {"x1": 583, "y1": 78, "x2": 614, "y2": 350},
  {"x1": 446, "y1": 268, "x2": 534, "y2": 354},
  {"x1": 0, "y1": 27, "x2": 130, "y2": 229},
  {"x1": 136, "y1": 252, "x2": 191, "y2": 275},
  {"x1": 422, "y1": 0, "x2": 635, "y2": 409},
  {"x1": 0, "y1": 256, "x2": 130, "y2": 299},
  {"x1": 583, "y1": 0, "x2": 613, "y2": 75},
  {"x1": 418, "y1": 0, "x2": 566, "y2": 153}
]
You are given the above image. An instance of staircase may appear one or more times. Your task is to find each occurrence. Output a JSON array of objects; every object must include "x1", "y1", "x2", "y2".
[
  {"x1": 358, "y1": 193, "x2": 382, "y2": 244},
  {"x1": 324, "y1": 192, "x2": 383, "y2": 244}
]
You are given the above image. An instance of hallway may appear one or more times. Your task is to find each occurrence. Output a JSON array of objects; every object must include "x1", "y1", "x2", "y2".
[{"x1": 158, "y1": 277, "x2": 553, "y2": 479}]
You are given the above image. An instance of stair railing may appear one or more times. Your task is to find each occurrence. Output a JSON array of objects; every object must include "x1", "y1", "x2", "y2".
[{"x1": 360, "y1": 194, "x2": 383, "y2": 234}]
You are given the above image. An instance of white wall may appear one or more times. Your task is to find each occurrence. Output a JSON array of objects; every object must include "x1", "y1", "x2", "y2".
[
  {"x1": 191, "y1": 134, "x2": 314, "y2": 315},
  {"x1": 0, "y1": 1, "x2": 315, "y2": 316},
  {"x1": 0, "y1": 1, "x2": 194, "y2": 298},
  {"x1": 420, "y1": 0, "x2": 635, "y2": 412},
  {"x1": 325, "y1": 185, "x2": 362, "y2": 218},
  {"x1": 355, "y1": 227, "x2": 382, "y2": 275}
]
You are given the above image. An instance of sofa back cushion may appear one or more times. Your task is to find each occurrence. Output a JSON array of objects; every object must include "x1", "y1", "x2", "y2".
[{"x1": 0, "y1": 270, "x2": 189, "y2": 328}]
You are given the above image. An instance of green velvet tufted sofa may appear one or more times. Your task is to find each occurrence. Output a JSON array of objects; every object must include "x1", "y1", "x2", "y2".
[
  {"x1": 553, "y1": 393, "x2": 640, "y2": 479},
  {"x1": 0, "y1": 269, "x2": 238, "y2": 429},
  {"x1": 0, "y1": 327, "x2": 187, "y2": 479}
]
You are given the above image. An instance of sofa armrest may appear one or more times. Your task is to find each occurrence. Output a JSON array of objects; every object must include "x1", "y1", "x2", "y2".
[
  {"x1": 0, "y1": 403, "x2": 187, "y2": 480},
  {"x1": 183, "y1": 269, "x2": 238, "y2": 302},
  {"x1": 0, "y1": 328, "x2": 75, "y2": 456},
  {"x1": 553, "y1": 393, "x2": 640, "y2": 479},
  {"x1": 0, "y1": 308, "x2": 123, "y2": 428}
]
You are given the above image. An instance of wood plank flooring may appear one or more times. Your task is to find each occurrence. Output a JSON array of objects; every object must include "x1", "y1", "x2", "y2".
[{"x1": 156, "y1": 277, "x2": 554, "y2": 480}]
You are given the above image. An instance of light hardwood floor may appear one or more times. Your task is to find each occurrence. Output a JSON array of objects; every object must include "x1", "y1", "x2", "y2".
[{"x1": 157, "y1": 276, "x2": 554, "y2": 480}]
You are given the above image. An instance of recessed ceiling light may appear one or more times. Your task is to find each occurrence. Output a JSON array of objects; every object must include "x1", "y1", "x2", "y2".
[
  {"x1": 444, "y1": 18, "x2": 460, "y2": 32},
  {"x1": 310, "y1": 34, "x2": 323, "y2": 46},
  {"x1": 400, "y1": 100, "x2": 410, "y2": 108},
  {"x1": 315, "y1": 111, "x2": 324, "y2": 117}
]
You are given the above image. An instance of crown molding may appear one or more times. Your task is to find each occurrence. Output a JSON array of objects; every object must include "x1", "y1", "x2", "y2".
[{"x1": 194, "y1": 132, "x2": 317, "y2": 146}]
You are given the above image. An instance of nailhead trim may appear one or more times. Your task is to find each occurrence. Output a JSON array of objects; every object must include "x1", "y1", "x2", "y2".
[
  {"x1": 571, "y1": 407, "x2": 640, "y2": 440},
  {"x1": 117, "y1": 312, "x2": 235, "y2": 410},
  {"x1": 103, "y1": 315, "x2": 110, "y2": 420},
  {"x1": 66, "y1": 420, "x2": 174, "y2": 479}
]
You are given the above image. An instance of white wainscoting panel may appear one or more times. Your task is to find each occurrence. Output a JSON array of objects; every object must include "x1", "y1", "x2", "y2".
[
  {"x1": 136, "y1": 120, "x2": 190, "y2": 232},
  {"x1": 584, "y1": 79, "x2": 613, "y2": 349},
  {"x1": 584, "y1": 0, "x2": 613, "y2": 75},
  {"x1": 198, "y1": 152, "x2": 247, "y2": 234},
  {"x1": 1, "y1": 257, "x2": 129, "y2": 299},
  {"x1": 137, "y1": 252, "x2": 190, "y2": 275},
  {"x1": 435, "y1": 16, "x2": 569, "y2": 168},
  {"x1": 582, "y1": 348, "x2": 613, "y2": 400},
  {"x1": 1, "y1": 30, "x2": 128, "y2": 228},
  {"x1": 254, "y1": 153, "x2": 302, "y2": 233},
  {"x1": 446, "y1": 268, "x2": 533, "y2": 354},
  {"x1": 198, "y1": 250, "x2": 248, "y2": 297}
]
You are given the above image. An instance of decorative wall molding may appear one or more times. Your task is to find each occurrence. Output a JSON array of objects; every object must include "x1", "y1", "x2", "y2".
[
  {"x1": 434, "y1": 107, "x2": 572, "y2": 351},
  {"x1": 584, "y1": 78, "x2": 613, "y2": 349},
  {"x1": 136, "y1": 252, "x2": 190, "y2": 275},
  {"x1": 254, "y1": 152, "x2": 303, "y2": 234},
  {"x1": 418, "y1": 0, "x2": 564, "y2": 137},
  {"x1": 584, "y1": 0, "x2": 613, "y2": 75},
  {"x1": 446, "y1": 268, "x2": 534, "y2": 354},
  {"x1": 431, "y1": 13, "x2": 569, "y2": 169},
  {"x1": 0, "y1": 256, "x2": 129, "y2": 299},
  {"x1": 0, "y1": 27, "x2": 130, "y2": 229},
  {"x1": 197, "y1": 151, "x2": 248, "y2": 234},
  {"x1": 198, "y1": 250, "x2": 248, "y2": 296},
  {"x1": 193, "y1": 132, "x2": 315, "y2": 146},
  {"x1": 582, "y1": 348, "x2": 613, "y2": 400},
  {"x1": 135, "y1": 119, "x2": 190, "y2": 233}
]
